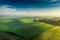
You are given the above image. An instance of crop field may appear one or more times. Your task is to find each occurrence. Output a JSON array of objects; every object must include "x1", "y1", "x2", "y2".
[{"x1": 0, "y1": 17, "x2": 60, "y2": 40}]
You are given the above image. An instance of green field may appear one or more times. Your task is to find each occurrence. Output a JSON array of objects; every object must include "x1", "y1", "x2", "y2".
[{"x1": 0, "y1": 17, "x2": 60, "y2": 40}]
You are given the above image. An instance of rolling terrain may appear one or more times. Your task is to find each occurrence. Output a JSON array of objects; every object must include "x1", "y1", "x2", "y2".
[{"x1": 0, "y1": 17, "x2": 60, "y2": 40}]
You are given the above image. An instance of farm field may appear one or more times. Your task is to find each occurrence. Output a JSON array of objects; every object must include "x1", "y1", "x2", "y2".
[{"x1": 0, "y1": 17, "x2": 60, "y2": 40}]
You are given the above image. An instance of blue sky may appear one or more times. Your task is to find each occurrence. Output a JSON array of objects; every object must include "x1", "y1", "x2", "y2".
[
  {"x1": 0, "y1": 0, "x2": 60, "y2": 8},
  {"x1": 0, "y1": 0, "x2": 60, "y2": 17}
]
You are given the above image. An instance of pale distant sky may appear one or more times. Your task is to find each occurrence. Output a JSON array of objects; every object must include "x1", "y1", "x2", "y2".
[{"x1": 0, "y1": 5, "x2": 60, "y2": 17}]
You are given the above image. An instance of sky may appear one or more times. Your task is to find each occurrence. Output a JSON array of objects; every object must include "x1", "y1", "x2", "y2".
[{"x1": 0, "y1": 0, "x2": 60, "y2": 17}]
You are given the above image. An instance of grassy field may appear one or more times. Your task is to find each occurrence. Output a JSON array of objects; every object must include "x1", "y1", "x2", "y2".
[
  {"x1": 33, "y1": 26, "x2": 60, "y2": 40},
  {"x1": 0, "y1": 17, "x2": 60, "y2": 40}
]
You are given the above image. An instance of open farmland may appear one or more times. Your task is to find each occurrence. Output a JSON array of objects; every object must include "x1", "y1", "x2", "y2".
[{"x1": 0, "y1": 17, "x2": 60, "y2": 40}]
